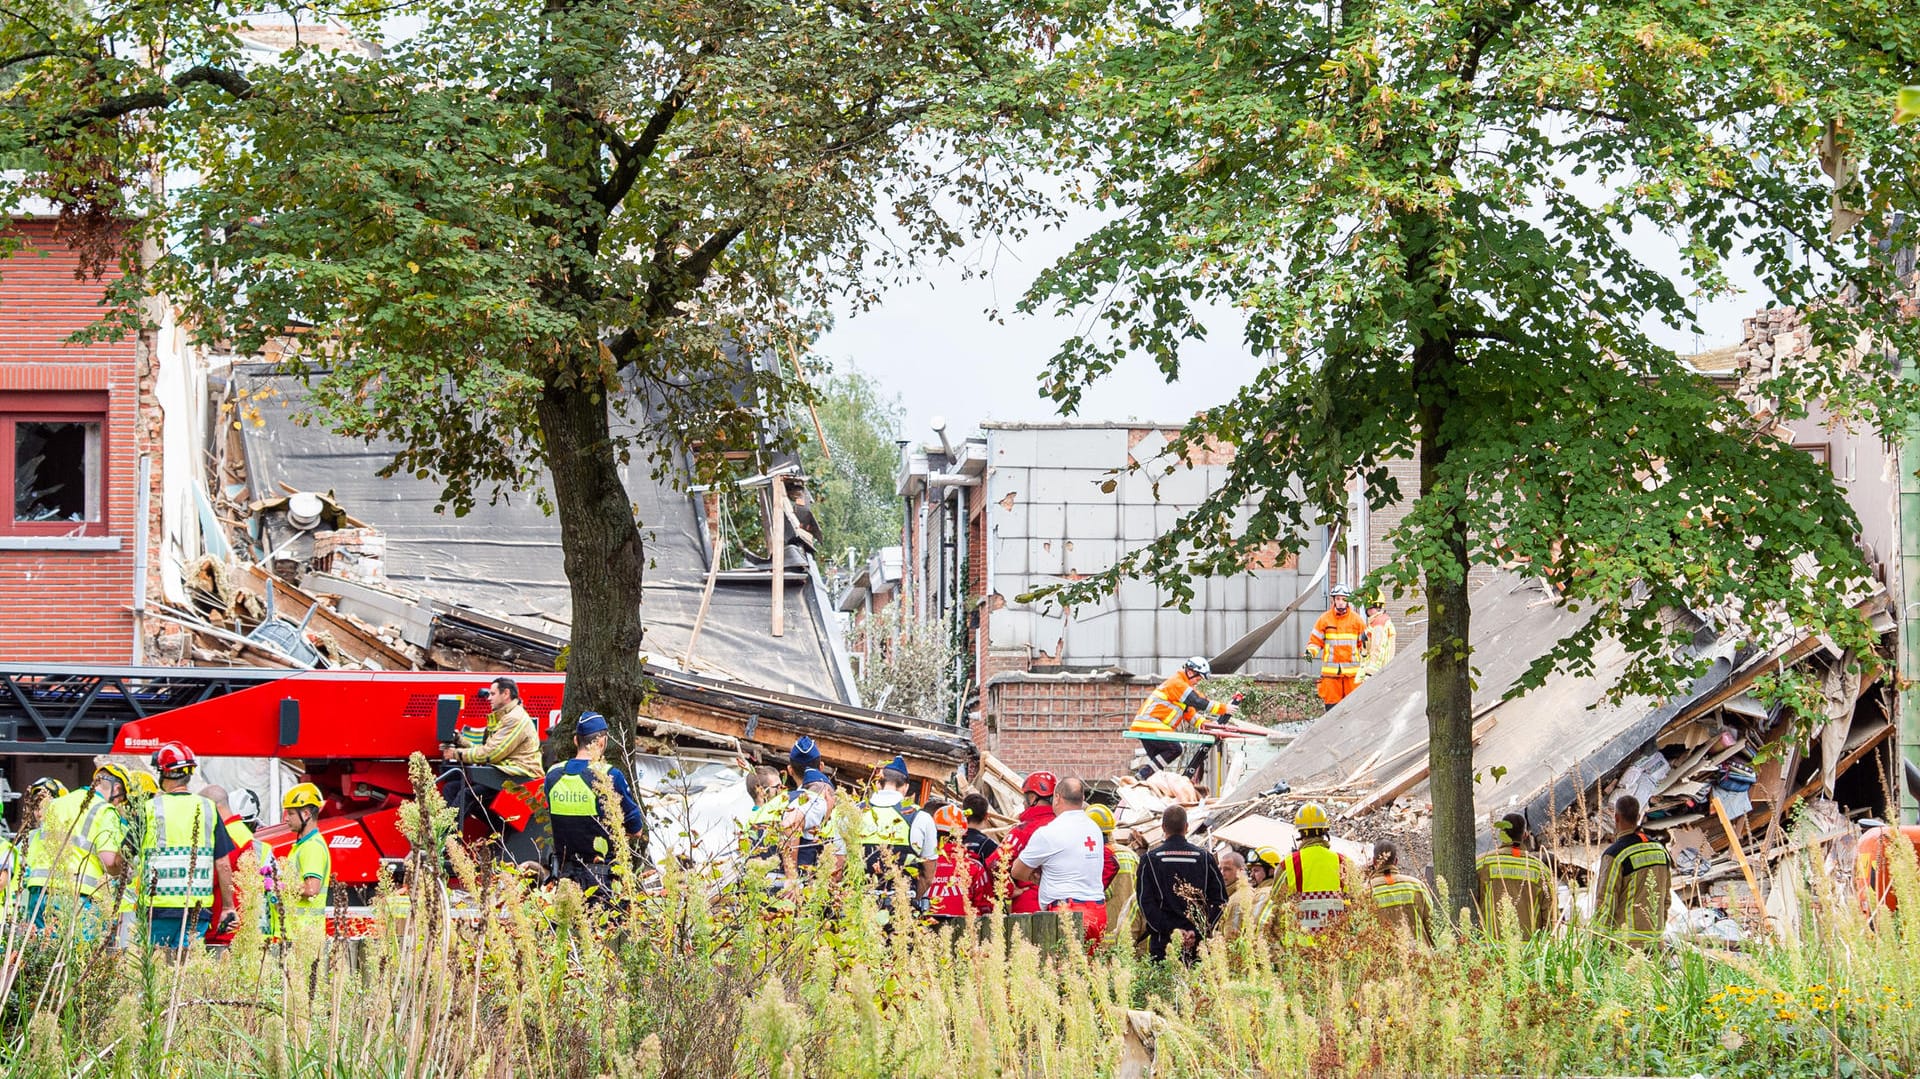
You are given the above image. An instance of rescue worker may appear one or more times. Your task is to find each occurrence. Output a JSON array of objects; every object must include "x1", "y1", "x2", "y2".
[
  {"x1": 281, "y1": 782, "x2": 333, "y2": 933},
  {"x1": 960, "y1": 792, "x2": 999, "y2": 865},
  {"x1": 1306, "y1": 586, "x2": 1369, "y2": 709},
  {"x1": 985, "y1": 771, "x2": 1057, "y2": 914},
  {"x1": 0, "y1": 824, "x2": 18, "y2": 910},
  {"x1": 857, "y1": 757, "x2": 937, "y2": 908},
  {"x1": 1270, "y1": 802, "x2": 1356, "y2": 938},
  {"x1": 440, "y1": 677, "x2": 543, "y2": 839},
  {"x1": 1366, "y1": 840, "x2": 1435, "y2": 946},
  {"x1": 118, "y1": 769, "x2": 160, "y2": 945},
  {"x1": 543, "y1": 712, "x2": 646, "y2": 903},
  {"x1": 925, "y1": 804, "x2": 990, "y2": 916},
  {"x1": 1593, "y1": 795, "x2": 1671, "y2": 946},
  {"x1": 1089, "y1": 803, "x2": 1137, "y2": 935},
  {"x1": 785, "y1": 737, "x2": 822, "y2": 793},
  {"x1": 1130, "y1": 657, "x2": 1235, "y2": 777},
  {"x1": 1136, "y1": 804, "x2": 1226, "y2": 963},
  {"x1": 1476, "y1": 812, "x2": 1555, "y2": 939},
  {"x1": 201, "y1": 785, "x2": 280, "y2": 947},
  {"x1": 139, "y1": 742, "x2": 236, "y2": 950},
  {"x1": 1217, "y1": 851, "x2": 1255, "y2": 943},
  {"x1": 1357, "y1": 601, "x2": 1397, "y2": 681},
  {"x1": 1011, "y1": 778, "x2": 1110, "y2": 945},
  {"x1": 37, "y1": 763, "x2": 134, "y2": 939},
  {"x1": 740, "y1": 767, "x2": 789, "y2": 875},
  {"x1": 12, "y1": 776, "x2": 65, "y2": 920},
  {"x1": 1247, "y1": 845, "x2": 1283, "y2": 935}
]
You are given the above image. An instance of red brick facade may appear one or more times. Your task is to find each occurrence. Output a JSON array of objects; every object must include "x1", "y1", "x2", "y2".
[
  {"x1": 0, "y1": 218, "x2": 155, "y2": 664},
  {"x1": 980, "y1": 675, "x2": 1153, "y2": 778}
]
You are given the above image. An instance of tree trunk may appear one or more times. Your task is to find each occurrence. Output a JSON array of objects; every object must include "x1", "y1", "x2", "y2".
[
  {"x1": 1417, "y1": 353, "x2": 1477, "y2": 926},
  {"x1": 538, "y1": 375, "x2": 647, "y2": 752}
]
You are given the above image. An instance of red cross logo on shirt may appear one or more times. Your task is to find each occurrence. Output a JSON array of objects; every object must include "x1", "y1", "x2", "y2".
[{"x1": 1083, "y1": 836, "x2": 1098, "y2": 852}]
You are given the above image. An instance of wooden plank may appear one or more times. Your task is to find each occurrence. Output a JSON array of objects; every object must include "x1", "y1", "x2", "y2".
[
  {"x1": 1340, "y1": 711, "x2": 1500, "y2": 819},
  {"x1": 770, "y1": 476, "x2": 787, "y2": 638},
  {"x1": 237, "y1": 565, "x2": 415, "y2": 670},
  {"x1": 1712, "y1": 795, "x2": 1773, "y2": 935}
]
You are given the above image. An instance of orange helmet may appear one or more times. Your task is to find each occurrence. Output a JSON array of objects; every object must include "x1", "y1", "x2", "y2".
[{"x1": 933, "y1": 804, "x2": 967, "y2": 833}]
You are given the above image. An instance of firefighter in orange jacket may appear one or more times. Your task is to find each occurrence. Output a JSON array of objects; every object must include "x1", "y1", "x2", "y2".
[
  {"x1": 1130, "y1": 657, "x2": 1234, "y2": 777},
  {"x1": 1307, "y1": 586, "x2": 1369, "y2": 709}
]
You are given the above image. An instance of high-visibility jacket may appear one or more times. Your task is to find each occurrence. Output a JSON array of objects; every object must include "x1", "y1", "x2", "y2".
[
  {"x1": 547, "y1": 765, "x2": 615, "y2": 866},
  {"x1": 1476, "y1": 846, "x2": 1554, "y2": 938},
  {"x1": 1131, "y1": 669, "x2": 1229, "y2": 733},
  {"x1": 1105, "y1": 843, "x2": 1139, "y2": 932},
  {"x1": 286, "y1": 829, "x2": 332, "y2": 922},
  {"x1": 39, "y1": 788, "x2": 125, "y2": 901},
  {"x1": 1594, "y1": 832, "x2": 1670, "y2": 944},
  {"x1": 1358, "y1": 616, "x2": 1397, "y2": 678},
  {"x1": 1369, "y1": 872, "x2": 1435, "y2": 944},
  {"x1": 742, "y1": 800, "x2": 785, "y2": 863},
  {"x1": 140, "y1": 792, "x2": 219, "y2": 910},
  {"x1": 0, "y1": 835, "x2": 19, "y2": 904},
  {"x1": 21, "y1": 821, "x2": 54, "y2": 892},
  {"x1": 1275, "y1": 842, "x2": 1353, "y2": 935},
  {"x1": 208, "y1": 816, "x2": 278, "y2": 945},
  {"x1": 1307, "y1": 608, "x2": 1369, "y2": 677},
  {"x1": 858, "y1": 801, "x2": 920, "y2": 878}
]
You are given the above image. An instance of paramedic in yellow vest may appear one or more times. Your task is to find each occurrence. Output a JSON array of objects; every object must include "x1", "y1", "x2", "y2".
[
  {"x1": 1306, "y1": 586, "x2": 1369, "y2": 709},
  {"x1": 1270, "y1": 802, "x2": 1356, "y2": 940},
  {"x1": 14, "y1": 776, "x2": 65, "y2": 922},
  {"x1": 1130, "y1": 657, "x2": 1235, "y2": 776},
  {"x1": 282, "y1": 783, "x2": 333, "y2": 933},
  {"x1": 38, "y1": 763, "x2": 134, "y2": 938},
  {"x1": 139, "y1": 742, "x2": 235, "y2": 950}
]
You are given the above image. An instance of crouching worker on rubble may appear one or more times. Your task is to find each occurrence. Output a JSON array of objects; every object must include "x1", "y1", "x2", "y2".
[
  {"x1": 545, "y1": 712, "x2": 645, "y2": 904},
  {"x1": 440, "y1": 677, "x2": 544, "y2": 839}
]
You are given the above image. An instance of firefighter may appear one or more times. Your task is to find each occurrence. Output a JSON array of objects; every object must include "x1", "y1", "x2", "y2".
[
  {"x1": 1366, "y1": 840, "x2": 1435, "y2": 946},
  {"x1": 543, "y1": 712, "x2": 646, "y2": 904},
  {"x1": 985, "y1": 771, "x2": 1057, "y2": 914},
  {"x1": 38, "y1": 763, "x2": 134, "y2": 940},
  {"x1": 139, "y1": 742, "x2": 235, "y2": 950},
  {"x1": 281, "y1": 783, "x2": 333, "y2": 932},
  {"x1": 1306, "y1": 586, "x2": 1369, "y2": 709},
  {"x1": 1248, "y1": 845, "x2": 1283, "y2": 934},
  {"x1": 1270, "y1": 802, "x2": 1356, "y2": 939},
  {"x1": 13, "y1": 777, "x2": 65, "y2": 921},
  {"x1": 1476, "y1": 812, "x2": 1555, "y2": 939},
  {"x1": 1088, "y1": 803, "x2": 1136, "y2": 934},
  {"x1": 1129, "y1": 657, "x2": 1235, "y2": 777},
  {"x1": 1217, "y1": 851, "x2": 1256, "y2": 943},
  {"x1": 1593, "y1": 795, "x2": 1671, "y2": 947},
  {"x1": 857, "y1": 757, "x2": 936, "y2": 909},
  {"x1": 1358, "y1": 600, "x2": 1397, "y2": 682}
]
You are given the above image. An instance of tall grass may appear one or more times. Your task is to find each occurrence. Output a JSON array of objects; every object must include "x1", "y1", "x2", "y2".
[{"x1": 4, "y1": 764, "x2": 1919, "y2": 1077}]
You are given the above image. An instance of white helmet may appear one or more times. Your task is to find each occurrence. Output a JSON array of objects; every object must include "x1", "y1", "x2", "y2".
[
  {"x1": 1183, "y1": 656, "x2": 1211, "y2": 677},
  {"x1": 1330, "y1": 585, "x2": 1352, "y2": 598}
]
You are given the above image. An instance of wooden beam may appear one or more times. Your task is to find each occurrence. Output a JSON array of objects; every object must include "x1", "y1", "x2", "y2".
[
  {"x1": 770, "y1": 476, "x2": 787, "y2": 637},
  {"x1": 1340, "y1": 711, "x2": 1500, "y2": 819}
]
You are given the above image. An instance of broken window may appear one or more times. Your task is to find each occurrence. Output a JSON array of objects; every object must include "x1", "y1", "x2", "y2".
[{"x1": 0, "y1": 393, "x2": 108, "y2": 535}]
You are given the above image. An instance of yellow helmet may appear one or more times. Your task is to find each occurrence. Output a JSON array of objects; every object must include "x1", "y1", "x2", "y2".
[
  {"x1": 1086, "y1": 803, "x2": 1117, "y2": 834},
  {"x1": 1293, "y1": 802, "x2": 1331, "y2": 832},
  {"x1": 129, "y1": 771, "x2": 160, "y2": 798},
  {"x1": 93, "y1": 762, "x2": 136, "y2": 797},
  {"x1": 1251, "y1": 845, "x2": 1284, "y2": 870},
  {"x1": 283, "y1": 782, "x2": 325, "y2": 811}
]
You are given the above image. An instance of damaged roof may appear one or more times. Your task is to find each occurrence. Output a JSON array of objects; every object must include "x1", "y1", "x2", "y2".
[
  {"x1": 233, "y1": 368, "x2": 855, "y2": 703},
  {"x1": 1226, "y1": 572, "x2": 1794, "y2": 828}
]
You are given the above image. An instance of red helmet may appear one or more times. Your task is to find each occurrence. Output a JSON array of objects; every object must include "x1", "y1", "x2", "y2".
[
  {"x1": 1021, "y1": 771, "x2": 1058, "y2": 799},
  {"x1": 152, "y1": 741, "x2": 197, "y2": 776}
]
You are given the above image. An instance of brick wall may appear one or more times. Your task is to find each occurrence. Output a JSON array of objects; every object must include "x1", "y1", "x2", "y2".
[
  {"x1": 982, "y1": 676, "x2": 1154, "y2": 779},
  {"x1": 0, "y1": 218, "x2": 152, "y2": 664}
]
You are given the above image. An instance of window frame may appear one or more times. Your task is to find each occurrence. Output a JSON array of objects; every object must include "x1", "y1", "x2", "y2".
[{"x1": 0, "y1": 391, "x2": 109, "y2": 537}]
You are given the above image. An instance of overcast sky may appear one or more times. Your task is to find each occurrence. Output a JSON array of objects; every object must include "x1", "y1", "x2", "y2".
[{"x1": 818, "y1": 205, "x2": 1774, "y2": 445}]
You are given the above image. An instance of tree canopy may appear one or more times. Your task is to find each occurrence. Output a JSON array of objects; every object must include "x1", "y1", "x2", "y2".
[
  {"x1": 795, "y1": 365, "x2": 907, "y2": 570},
  {"x1": 0, "y1": 0, "x2": 1044, "y2": 733},
  {"x1": 1017, "y1": 0, "x2": 1920, "y2": 912}
]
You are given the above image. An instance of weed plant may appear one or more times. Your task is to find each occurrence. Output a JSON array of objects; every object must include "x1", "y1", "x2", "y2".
[{"x1": 2, "y1": 759, "x2": 1918, "y2": 1077}]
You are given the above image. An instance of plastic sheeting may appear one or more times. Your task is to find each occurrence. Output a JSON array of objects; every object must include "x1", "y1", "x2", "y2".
[{"x1": 234, "y1": 369, "x2": 851, "y2": 701}]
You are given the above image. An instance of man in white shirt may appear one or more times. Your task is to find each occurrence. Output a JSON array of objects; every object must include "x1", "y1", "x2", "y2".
[{"x1": 1012, "y1": 777, "x2": 1110, "y2": 944}]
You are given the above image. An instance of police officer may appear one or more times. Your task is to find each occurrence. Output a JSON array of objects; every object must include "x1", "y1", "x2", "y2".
[
  {"x1": 139, "y1": 742, "x2": 235, "y2": 950},
  {"x1": 543, "y1": 712, "x2": 645, "y2": 903},
  {"x1": 857, "y1": 757, "x2": 936, "y2": 908}
]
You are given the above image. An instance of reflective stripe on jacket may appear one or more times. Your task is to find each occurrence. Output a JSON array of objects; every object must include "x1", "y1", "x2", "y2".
[
  {"x1": 859, "y1": 802, "x2": 918, "y2": 878},
  {"x1": 1280, "y1": 843, "x2": 1351, "y2": 934},
  {"x1": 1131, "y1": 669, "x2": 1227, "y2": 733},
  {"x1": 1307, "y1": 609, "x2": 1369, "y2": 676},
  {"x1": 287, "y1": 830, "x2": 332, "y2": 919},
  {"x1": 1369, "y1": 873, "x2": 1435, "y2": 944},
  {"x1": 1477, "y1": 847, "x2": 1554, "y2": 937},
  {"x1": 141, "y1": 792, "x2": 218, "y2": 908},
  {"x1": 40, "y1": 789, "x2": 123, "y2": 899},
  {"x1": 1595, "y1": 835, "x2": 1671, "y2": 942}
]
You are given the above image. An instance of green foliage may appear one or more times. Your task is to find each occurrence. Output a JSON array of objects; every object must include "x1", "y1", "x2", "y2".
[
  {"x1": 796, "y1": 365, "x2": 906, "y2": 568},
  {"x1": 855, "y1": 618, "x2": 963, "y2": 724}
]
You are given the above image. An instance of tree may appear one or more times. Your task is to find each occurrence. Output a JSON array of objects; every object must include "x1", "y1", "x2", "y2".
[
  {"x1": 795, "y1": 365, "x2": 906, "y2": 570},
  {"x1": 1017, "y1": 0, "x2": 1920, "y2": 916},
  {"x1": 0, "y1": 1, "x2": 1043, "y2": 737}
]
